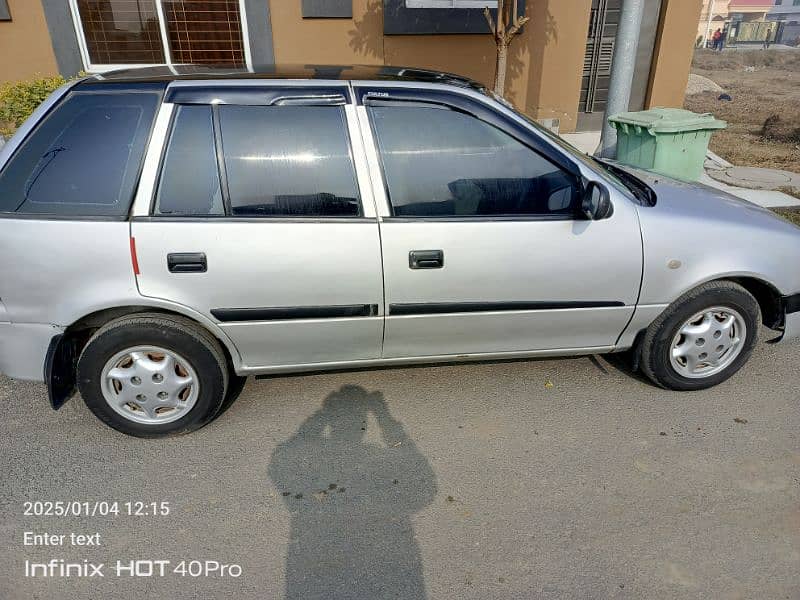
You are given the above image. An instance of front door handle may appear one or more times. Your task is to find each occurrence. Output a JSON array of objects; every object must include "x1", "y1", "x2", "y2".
[
  {"x1": 409, "y1": 250, "x2": 444, "y2": 269},
  {"x1": 168, "y1": 252, "x2": 207, "y2": 273}
]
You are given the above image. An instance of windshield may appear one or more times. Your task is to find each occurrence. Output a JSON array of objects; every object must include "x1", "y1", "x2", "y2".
[{"x1": 486, "y1": 91, "x2": 656, "y2": 206}]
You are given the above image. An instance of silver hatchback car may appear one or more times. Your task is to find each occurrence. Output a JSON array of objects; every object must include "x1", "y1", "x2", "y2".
[{"x1": 1, "y1": 66, "x2": 798, "y2": 437}]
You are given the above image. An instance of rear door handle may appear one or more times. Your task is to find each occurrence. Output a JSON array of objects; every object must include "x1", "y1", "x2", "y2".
[
  {"x1": 409, "y1": 250, "x2": 444, "y2": 269},
  {"x1": 167, "y1": 252, "x2": 207, "y2": 273}
]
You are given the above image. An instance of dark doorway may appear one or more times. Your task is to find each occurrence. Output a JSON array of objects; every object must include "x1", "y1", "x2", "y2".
[{"x1": 577, "y1": 0, "x2": 663, "y2": 132}]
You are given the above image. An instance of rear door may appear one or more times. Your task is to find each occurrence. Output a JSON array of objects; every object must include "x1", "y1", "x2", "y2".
[
  {"x1": 131, "y1": 83, "x2": 384, "y2": 370},
  {"x1": 354, "y1": 85, "x2": 643, "y2": 359}
]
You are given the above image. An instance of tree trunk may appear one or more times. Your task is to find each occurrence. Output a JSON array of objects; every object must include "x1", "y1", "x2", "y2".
[{"x1": 494, "y1": 43, "x2": 508, "y2": 96}]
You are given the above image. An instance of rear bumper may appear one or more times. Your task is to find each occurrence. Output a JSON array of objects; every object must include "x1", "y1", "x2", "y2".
[{"x1": 0, "y1": 322, "x2": 64, "y2": 382}]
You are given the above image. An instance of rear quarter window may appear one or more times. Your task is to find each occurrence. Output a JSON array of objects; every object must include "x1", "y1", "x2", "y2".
[{"x1": 0, "y1": 89, "x2": 161, "y2": 217}]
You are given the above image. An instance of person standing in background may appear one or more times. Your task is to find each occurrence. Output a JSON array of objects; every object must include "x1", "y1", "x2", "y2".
[{"x1": 712, "y1": 28, "x2": 722, "y2": 51}]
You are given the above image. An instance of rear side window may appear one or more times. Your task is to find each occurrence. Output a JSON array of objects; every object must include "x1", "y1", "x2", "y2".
[
  {"x1": 0, "y1": 91, "x2": 160, "y2": 217},
  {"x1": 154, "y1": 105, "x2": 224, "y2": 216},
  {"x1": 219, "y1": 106, "x2": 360, "y2": 217},
  {"x1": 368, "y1": 105, "x2": 580, "y2": 218}
]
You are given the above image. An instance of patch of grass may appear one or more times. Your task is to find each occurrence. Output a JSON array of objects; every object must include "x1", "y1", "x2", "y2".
[
  {"x1": 772, "y1": 207, "x2": 800, "y2": 227},
  {"x1": 777, "y1": 186, "x2": 800, "y2": 200},
  {"x1": 0, "y1": 76, "x2": 68, "y2": 137},
  {"x1": 685, "y1": 48, "x2": 800, "y2": 173},
  {"x1": 692, "y1": 48, "x2": 800, "y2": 71}
]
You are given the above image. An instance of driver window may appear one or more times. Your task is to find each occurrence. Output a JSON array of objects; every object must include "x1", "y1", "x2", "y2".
[{"x1": 368, "y1": 105, "x2": 580, "y2": 218}]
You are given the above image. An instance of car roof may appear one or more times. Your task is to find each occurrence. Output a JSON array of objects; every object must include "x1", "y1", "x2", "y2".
[{"x1": 89, "y1": 64, "x2": 487, "y2": 92}]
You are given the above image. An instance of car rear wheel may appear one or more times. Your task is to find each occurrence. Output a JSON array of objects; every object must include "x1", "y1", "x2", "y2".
[
  {"x1": 77, "y1": 314, "x2": 229, "y2": 437},
  {"x1": 639, "y1": 281, "x2": 760, "y2": 391}
]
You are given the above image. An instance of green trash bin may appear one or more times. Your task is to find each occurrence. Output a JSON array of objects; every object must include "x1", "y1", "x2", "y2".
[{"x1": 608, "y1": 108, "x2": 726, "y2": 182}]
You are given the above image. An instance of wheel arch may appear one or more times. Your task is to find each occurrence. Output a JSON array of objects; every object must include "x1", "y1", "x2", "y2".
[
  {"x1": 724, "y1": 276, "x2": 784, "y2": 329},
  {"x1": 623, "y1": 274, "x2": 784, "y2": 366},
  {"x1": 664, "y1": 272, "x2": 785, "y2": 330},
  {"x1": 47, "y1": 304, "x2": 241, "y2": 410}
]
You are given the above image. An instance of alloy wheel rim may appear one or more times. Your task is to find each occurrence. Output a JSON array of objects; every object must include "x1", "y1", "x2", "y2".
[
  {"x1": 100, "y1": 346, "x2": 199, "y2": 425},
  {"x1": 669, "y1": 306, "x2": 746, "y2": 379}
]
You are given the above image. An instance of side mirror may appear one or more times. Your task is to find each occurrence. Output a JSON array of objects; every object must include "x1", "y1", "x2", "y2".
[{"x1": 581, "y1": 181, "x2": 613, "y2": 220}]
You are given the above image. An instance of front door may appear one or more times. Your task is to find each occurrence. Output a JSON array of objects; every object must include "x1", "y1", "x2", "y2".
[
  {"x1": 357, "y1": 90, "x2": 643, "y2": 359},
  {"x1": 132, "y1": 88, "x2": 384, "y2": 370}
]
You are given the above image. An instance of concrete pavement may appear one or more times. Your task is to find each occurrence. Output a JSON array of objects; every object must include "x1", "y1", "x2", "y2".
[
  {"x1": 703, "y1": 151, "x2": 800, "y2": 208},
  {"x1": 1, "y1": 332, "x2": 799, "y2": 599}
]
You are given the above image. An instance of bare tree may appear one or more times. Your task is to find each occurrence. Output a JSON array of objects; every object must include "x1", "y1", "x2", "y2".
[{"x1": 484, "y1": 0, "x2": 530, "y2": 96}]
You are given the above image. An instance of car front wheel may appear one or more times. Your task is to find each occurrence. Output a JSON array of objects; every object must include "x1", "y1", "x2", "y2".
[
  {"x1": 77, "y1": 314, "x2": 229, "y2": 437},
  {"x1": 639, "y1": 281, "x2": 760, "y2": 391}
]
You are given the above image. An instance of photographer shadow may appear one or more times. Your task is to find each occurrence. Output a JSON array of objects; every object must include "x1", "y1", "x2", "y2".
[{"x1": 268, "y1": 385, "x2": 437, "y2": 600}]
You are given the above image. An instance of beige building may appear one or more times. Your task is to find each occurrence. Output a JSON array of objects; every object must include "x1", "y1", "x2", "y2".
[
  {"x1": 698, "y1": 0, "x2": 729, "y2": 40},
  {"x1": 726, "y1": 0, "x2": 773, "y2": 22},
  {"x1": 698, "y1": 0, "x2": 776, "y2": 43},
  {"x1": 0, "y1": 0, "x2": 702, "y2": 133}
]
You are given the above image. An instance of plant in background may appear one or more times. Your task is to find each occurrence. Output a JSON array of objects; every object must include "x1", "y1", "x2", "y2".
[
  {"x1": 483, "y1": 0, "x2": 530, "y2": 96},
  {"x1": 0, "y1": 75, "x2": 68, "y2": 137}
]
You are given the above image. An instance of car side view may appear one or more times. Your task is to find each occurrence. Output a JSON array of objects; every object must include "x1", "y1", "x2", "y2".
[{"x1": 0, "y1": 65, "x2": 798, "y2": 437}]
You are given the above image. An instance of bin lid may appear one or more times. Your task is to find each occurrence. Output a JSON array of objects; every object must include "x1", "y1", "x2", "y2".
[{"x1": 608, "y1": 108, "x2": 726, "y2": 133}]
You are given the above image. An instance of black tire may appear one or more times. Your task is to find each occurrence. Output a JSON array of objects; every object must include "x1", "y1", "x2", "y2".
[
  {"x1": 77, "y1": 313, "x2": 229, "y2": 437},
  {"x1": 639, "y1": 281, "x2": 760, "y2": 391}
]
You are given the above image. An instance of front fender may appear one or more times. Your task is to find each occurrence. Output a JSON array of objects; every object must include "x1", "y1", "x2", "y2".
[{"x1": 626, "y1": 166, "x2": 800, "y2": 304}]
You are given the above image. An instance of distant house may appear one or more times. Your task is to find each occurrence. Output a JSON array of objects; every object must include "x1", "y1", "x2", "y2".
[
  {"x1": 698, "y1": 0, "x2": 730, "y2": 42},
  {"x1": 727, "y1": 0, "x2": 774, "y2": 23},
  {"x1": 768, "y1": 0, "x2": 800, "y2": 45},
  {"x1": 698, "y1": 0, "x2": 780, "y2": 44}
]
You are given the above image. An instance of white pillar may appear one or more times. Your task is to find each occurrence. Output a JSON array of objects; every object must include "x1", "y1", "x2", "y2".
[{"x1": 703, "y1": 0, "x2": 716, "y2": 46}]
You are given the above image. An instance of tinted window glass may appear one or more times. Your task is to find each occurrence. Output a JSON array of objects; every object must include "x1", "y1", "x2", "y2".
[
  {"x1": 369, "y1": 106, "x2": 580, "y2": 218},
  {"x1": 155, "y1": 105, "x2": 224, "y2": 216},
  {"x1": 219, "y1": 106, "x2": 360, "y2": 217},
  {"x1": 0, "y1": 91, "x2": 159, "y2": 216}
]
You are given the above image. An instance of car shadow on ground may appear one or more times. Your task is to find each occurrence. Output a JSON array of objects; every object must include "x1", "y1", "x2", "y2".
[
  {"x1": 591, "y1": 351, "x2": 654, "y2": 386},
  {"x1": 267, "y1": 385, "x2": 437, "y2": 600}
]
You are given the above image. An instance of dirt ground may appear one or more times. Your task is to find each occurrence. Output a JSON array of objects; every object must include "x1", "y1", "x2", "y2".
[{"x1": 684, "y1": 49, "x2": 800, "y2": 174}]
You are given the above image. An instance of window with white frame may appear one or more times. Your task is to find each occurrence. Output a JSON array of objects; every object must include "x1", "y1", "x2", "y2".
[
  {"x1": 405, "y1": 0, "x2": 498, "y2": 8},
  {"x1": 69, "y1": 0, "x2": 251, "y2": 71}
]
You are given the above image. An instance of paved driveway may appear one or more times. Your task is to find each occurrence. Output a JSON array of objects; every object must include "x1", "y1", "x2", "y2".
[{"x1": 1, "y1": 334, "x2": 798, "y2": 599}]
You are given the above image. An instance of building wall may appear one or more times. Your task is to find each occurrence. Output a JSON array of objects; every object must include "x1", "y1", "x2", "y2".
[
  {"x1": 733, "y1": 11, "x2": 770, "y2": 21},
  {"x1": 768, "y1": 8, "x2": 800, "y2": 45},
  {"x1": 270, "y1": 0, "x2": 519, "y2": 105},
  {"x1": 728, "y1": 0, "x2": 773, "y2": 18},
  {"x1": 270, "y1": 0, "x2": 385, "y2": 65},
  {"x1": 269, "y1": 0, "x2": 591, "y2": 132},
  {"x1": 0, "y1": 0, "x2": 58, "y2": 83},
  {"x1": 0, "y1": 0, "x2": 699, "y2": 133},
  {"x1": 697, "y1": 0, "x2": 730, "y2": 39},
  {"x1": 522, "y1": 0, "x2": 592, "y2": 132},
  {"x1": 271, "y1": 0, "x2": 696, "y2": 132},
  {"x1": 647, "y1": 0, "x2": 703, "y2": 109},
  {"x1": 383, "y1": 34, "x2": 510, "y2": 99}
]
